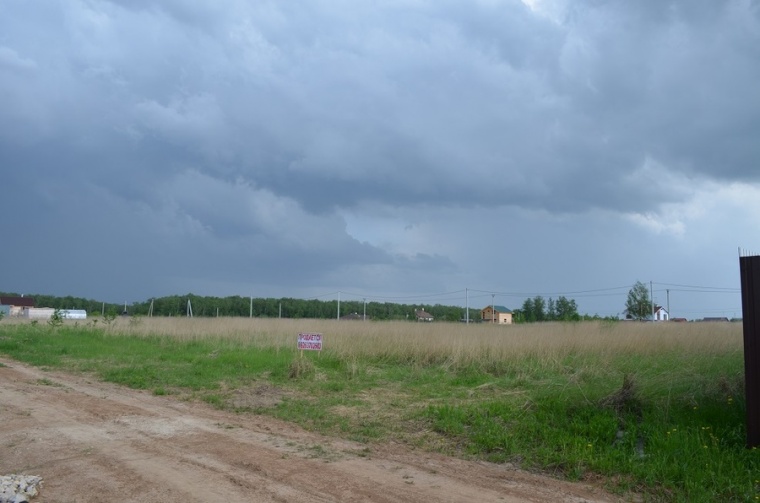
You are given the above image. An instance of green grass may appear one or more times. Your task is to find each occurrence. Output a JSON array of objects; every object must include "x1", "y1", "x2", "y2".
[{"x1": 1, "y1": 322, "x2": 758, "y2": 502}]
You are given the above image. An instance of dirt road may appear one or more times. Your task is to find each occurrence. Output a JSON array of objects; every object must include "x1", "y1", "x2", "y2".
[{"x1": 0, "y1": 358, "x2": 623, "y2": 502}]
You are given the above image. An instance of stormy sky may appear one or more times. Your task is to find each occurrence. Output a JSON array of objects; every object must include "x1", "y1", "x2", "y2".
[{"x1": 1, "y1": 0, "x2": 758, "y2": 319}]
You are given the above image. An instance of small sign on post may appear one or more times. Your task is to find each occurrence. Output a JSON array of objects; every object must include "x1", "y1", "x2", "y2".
[{"x1": 298, "y1": 332, "x2": 323, "y2": 352}]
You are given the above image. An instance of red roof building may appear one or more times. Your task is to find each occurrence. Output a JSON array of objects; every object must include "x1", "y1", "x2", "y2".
[{"x1": 0, "y1": 296, "x2": 36, "y2": 316}]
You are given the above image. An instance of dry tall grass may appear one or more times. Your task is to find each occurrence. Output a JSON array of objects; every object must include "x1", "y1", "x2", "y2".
[{"x1": 102, "y1": 317, "x2": 742, "y2": 367}]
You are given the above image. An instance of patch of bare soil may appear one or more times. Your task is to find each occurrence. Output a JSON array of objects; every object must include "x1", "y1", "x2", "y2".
[{"x1": 0, "y1": 358, "x2": 627, "y2": 502}]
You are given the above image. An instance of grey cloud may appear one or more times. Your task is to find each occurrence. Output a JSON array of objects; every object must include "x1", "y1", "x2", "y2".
[
  {"x1": 556, "y1": 1, "x2": 760, "y2": 183},
  {"x1": 0, "y1": 46, "x2": 38, "y2": 70},
  {"x1": 11, "y1": 0, "x2": 755, "y2": 215}
]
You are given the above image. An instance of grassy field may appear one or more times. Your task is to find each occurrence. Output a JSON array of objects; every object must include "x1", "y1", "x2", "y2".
[{"x1": 0, "y1": 317, "x2": 757, "y2": 502}]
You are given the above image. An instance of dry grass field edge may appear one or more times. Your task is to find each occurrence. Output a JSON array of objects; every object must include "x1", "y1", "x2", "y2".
[{"x1": 79, "y1": 316, "x2": 745, "y2": 366}]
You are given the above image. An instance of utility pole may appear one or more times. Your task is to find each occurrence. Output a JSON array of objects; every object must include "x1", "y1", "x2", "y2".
[
  {"x1": 363, "y1": 298, "x2": 367, "y2": 321},
  {"x1": 492, "y1": 293, "x2": 495, "y2": 324},
  {"x1": 650, "y1": 281, "x2": 655, "y2": 321},
  {"x1": 250, "y1": 296, "x2": 253, "y2": 318},
  {"x1": 337, "y1": 291, "x2": 341, "y2": 320},
  {"x1": 465, "y1": 288, "x2": 469, "y2": 324},
  {"x1": 667, "y1": 289, "x2": 670, "y2": 320}
]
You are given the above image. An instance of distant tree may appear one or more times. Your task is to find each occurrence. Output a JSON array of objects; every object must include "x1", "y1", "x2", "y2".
[
  {"x1": 533, "y1": 296, "x2": 546, "y2": 322},
  {"x1": 511, "y1": 308, "x2": 524, "y2": 323},
  {"x1": 520, "y1": 296, "x2": 547, "y2": 322},
  {"x1": 547, "y1": 298, "x2": 556, "y2": 320},
  {"x1": 554, "y1": 296, "x2": 580, "y2": 321},
  {"x1": 625, "y1": 281, "x2": 653, "y2": 321},
  {"x1": 521, "y1": 298, "x2": 536, "y2": 322}
]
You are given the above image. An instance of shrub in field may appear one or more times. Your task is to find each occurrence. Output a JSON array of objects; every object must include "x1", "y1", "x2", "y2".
[
  {"x1": 48, "y1": 309, "x2": 64, "y2": 328},
  {"x1": 289, "y1": 357, "x2": 315, "y2": 379},
  {"x1": 599, "y1": 373, "x2": 643, "y2": 418}
]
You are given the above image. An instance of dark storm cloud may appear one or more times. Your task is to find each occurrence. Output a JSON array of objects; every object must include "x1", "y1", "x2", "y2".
[
  {"x1": 6, "y1": 0, "x2": 756, "y2": 212},
  {"x1": 554, "y1": 1, "x2": 760, "y2": 183}
]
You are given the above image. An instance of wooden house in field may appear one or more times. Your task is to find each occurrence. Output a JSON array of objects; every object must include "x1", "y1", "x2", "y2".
[
  {"x1": 0, "y1": 296, "x2": 36, "y2": 317},
  {"x1": 415, "y1": 309, "x2": 434, "y2": 322},
  {"x1": 481, "y1": 305, "x2": 513, "y2": 325}
]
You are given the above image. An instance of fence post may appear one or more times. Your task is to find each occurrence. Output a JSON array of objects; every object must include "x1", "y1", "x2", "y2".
[{"x1": 739, "y1": 252, "x2": 760, "y2": 448}]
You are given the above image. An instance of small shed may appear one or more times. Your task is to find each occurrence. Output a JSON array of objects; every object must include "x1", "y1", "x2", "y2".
[{"x1": 415, "y1": 309, "x2": 434, "y2": 322}]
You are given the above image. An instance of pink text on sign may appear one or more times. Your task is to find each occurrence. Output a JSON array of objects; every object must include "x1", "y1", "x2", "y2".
[{"x1": 297, "y1": 332, "x2": 323, "y2": 351}]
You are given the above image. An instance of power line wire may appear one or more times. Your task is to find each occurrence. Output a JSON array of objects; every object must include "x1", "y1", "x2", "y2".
[{"x1": 653, "y1": 282, "x2": 739, "y2": 292}]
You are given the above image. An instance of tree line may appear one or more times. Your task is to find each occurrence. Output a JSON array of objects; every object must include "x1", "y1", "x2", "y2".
[
  {"x1": 1, "y1": 291, "x2": 615, "y2": 323},
  {"x1": 1, "y1": 292, "x2": 477, "y2": 322}
]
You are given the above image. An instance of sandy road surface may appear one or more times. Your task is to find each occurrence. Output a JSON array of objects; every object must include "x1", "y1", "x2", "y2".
[{"x1": 0, "y1": 358, "x2": 623, "y2": 502}]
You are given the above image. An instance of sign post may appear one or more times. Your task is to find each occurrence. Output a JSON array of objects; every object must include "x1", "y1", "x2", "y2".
[{"x1": 297, "y1": 332, "x2": 323, "y2": 358}]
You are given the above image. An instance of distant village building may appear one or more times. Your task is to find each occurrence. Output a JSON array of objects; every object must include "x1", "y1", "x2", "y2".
[
  {"x1": 61, "y1": 309, "x2": 87, "y2": 320},
  {"x1": 653, "y1": 305, "x2": 669, "y2": 322},
  {"x1": 480, "y1": 305, "x2": 513, "y2": 325},
  {"x1": 415, "y1": 309, "x2": 434, "y2": 322},
  {"x1": 0, "y1": 297, "x2": 86, "y2": 320},
  {"x1": 0, "y1": 296, "x2": 36, "y2": 317},
  {"x1": 340, "y1": 312, "x2": 368, "y2": 321}
]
